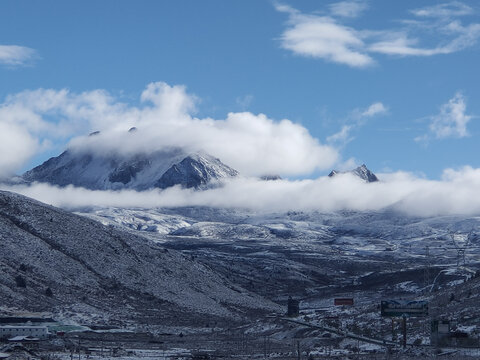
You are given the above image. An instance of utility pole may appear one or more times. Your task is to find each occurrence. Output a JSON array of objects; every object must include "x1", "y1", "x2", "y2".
[
  {"x1": 457, "y1": 249, "x2": 465, "y2": 266},
  {"x1": 423, "y1": 245, "x2": 432, "y2": 340},
  {"x1": 391, "y1": 319, "x2": 395, "y2": 341},
  {"x1": 263, "y1": 336, "x2": 267, "y2": 359},
  {"x1": 423, "y1": 246, "x2": 431, "y2": 294},
  {"x1": 452, "y1": 232, "x2": 470, "y2": 267}
]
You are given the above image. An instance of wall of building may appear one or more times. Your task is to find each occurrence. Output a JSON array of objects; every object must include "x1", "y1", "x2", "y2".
[{"x1": 0, "y1": 326, "x2": 48, "y2": 339}]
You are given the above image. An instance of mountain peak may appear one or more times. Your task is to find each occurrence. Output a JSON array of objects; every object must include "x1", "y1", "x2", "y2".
[
  {"x1": 328, "y1": 164, "x2": 378, "y2": 182},
  {"x1": 23, "y1": 148, "x2": 239, "y2": 190},
  {"x1": 156, "y1": 153, "x2": 238, "y2": 189}
]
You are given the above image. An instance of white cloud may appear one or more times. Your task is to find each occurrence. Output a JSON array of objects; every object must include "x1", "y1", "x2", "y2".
[
  {"x1": 0, "y1": 87, "x2": 135, "y2": 177},
  {"x1": 416, "y1": 92, "x2": 472, "y2": 142},
  {"x1": 140, "y1": 82, "x2": 197, "y2": 118},
  {"x1": 327, "y1": 125, "x2": 353, "y2": 145},
  {"x1": 369, "y1": 22, "x2": 480, "y2": 56},
  {"x1": 329, "y1": 1, "x2": 368, "y2": 18},
  {"x1": 275, "y1": 2, "x2": 480, "y2": 67},
  {"x1": 327, "y1": 102, "x2": 387, "y2": 147},
  {"x1": 360, "y1": 102, "x2": 388, "y2": 117},
  {"x1": 430, "y1": 93, "x2": 471, "y2": 138},
  {"x1": 0, "y1": 45, "x2": 37, "y2": 66},
  {"x1": 275, "y1": 3, "x2": 373, "y2": 67},
  {"x1": 0, "y1": 123, "x2": 39, "y2": 176},
  {"x1": 5, "y1": 166, "x2": 480, "y2": 217},
  {"x1": 236, "y1": 94, "x2": 254, "y2": 110},
  {"x1": 0, "y1": 82, "x2": 339, "y2": 177},
  {"x1": 334, "y1": 157, "x2": 359, "y2": 171},
  {"x1": 368, "y1": 35, "x2": 447, "y2": 56},
  {"x1": 411, "y1": 2, "x2": 473, "y2": 18}
]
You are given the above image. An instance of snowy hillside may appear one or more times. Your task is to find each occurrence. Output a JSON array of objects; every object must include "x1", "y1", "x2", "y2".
[
  {"x1": 82, "y1": 206, "x2": 480, "y2": 304},
  {"x1": 22, "y1": 146, "x2": 238, "y2": 190},
  {"x1": 0, "y1": 191, "x2": 279, "y2": 326}
]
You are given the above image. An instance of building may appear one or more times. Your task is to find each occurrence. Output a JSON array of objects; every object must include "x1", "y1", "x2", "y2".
[{"x1": 0, "y1": 326, "x2": 49, "y2": 340}]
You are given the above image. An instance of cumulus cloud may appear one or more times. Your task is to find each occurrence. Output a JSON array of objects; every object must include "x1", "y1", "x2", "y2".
[
  {"x1": 0, "y1": 45, "x2": 37, "y2": 66},
  {"x1": 4, "y1": 166, "x2": 480, "y2": 217},
  {"x1": 275, "y1": 2, "x2": 480, "y2": 67},
  {"x1": 416, "y1": 92, "x2": 472, "y2": 142},
  {"x1": 0, "y1": 82, "x2": 339, "y2": 177},
  {"x1": 0, "y1": 87, "x2": 128, "y2": 176},
  {"x1": 0, "y1": 123, "x2": 40, "y2": 175}
]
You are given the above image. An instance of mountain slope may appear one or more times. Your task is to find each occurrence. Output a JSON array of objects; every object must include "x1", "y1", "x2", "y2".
[
  {"x1": 0, "y1": 190, "x2": 278, "y2": 325},
  {"x1": 22, "y1": 147, "x2": 238, "y2": 190}
]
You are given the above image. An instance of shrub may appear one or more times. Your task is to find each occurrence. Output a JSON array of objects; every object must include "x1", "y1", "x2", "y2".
[{"x1": 15, "y1": 275, "x2": 26, "y2": 287}]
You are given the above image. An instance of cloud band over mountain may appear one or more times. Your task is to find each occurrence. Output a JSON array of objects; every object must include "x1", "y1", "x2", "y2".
[
  {"x1": 0, "y1": 82, "x2": 338, "y2": 177},
  {"x1": 4, "y1": 166, "x2": 480, "y2": 217}
]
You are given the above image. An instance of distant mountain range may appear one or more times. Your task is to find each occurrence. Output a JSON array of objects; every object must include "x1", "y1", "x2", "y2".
[
  {"x1": 328, "y1": 164, "x2": 379, "y2": 183},
  {"x1": 21, "y1": 130, "x2": 378, "y2": 189}
]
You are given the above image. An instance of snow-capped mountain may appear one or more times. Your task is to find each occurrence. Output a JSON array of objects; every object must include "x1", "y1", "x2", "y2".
[
  {"x1": 22, "y1": 146, "x2": 238, "y2": 190},
  {"x1": 156, "y1": 153, "x2": 239, "y2": 189},
  {"x1": 328, "y1": 164, "x2": 379, "y2": 182}
]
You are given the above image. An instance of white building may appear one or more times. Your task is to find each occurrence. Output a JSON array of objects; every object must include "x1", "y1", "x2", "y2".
[{"x1": 0, "y1": 326, "x2": 49, "y2": 340}]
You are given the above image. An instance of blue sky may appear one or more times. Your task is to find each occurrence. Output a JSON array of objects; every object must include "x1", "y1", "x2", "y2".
[{"x1": 1, "y1": 0, "x2": 480, "y2": 179}]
